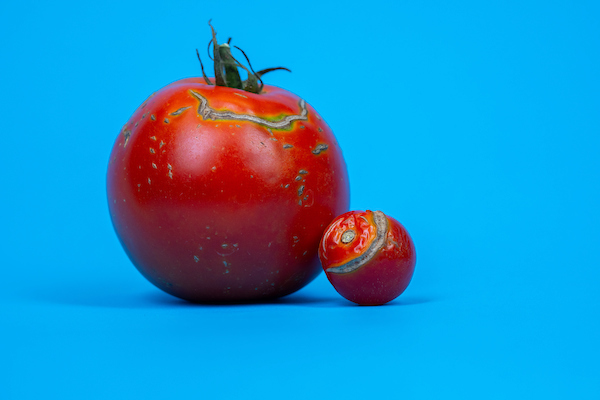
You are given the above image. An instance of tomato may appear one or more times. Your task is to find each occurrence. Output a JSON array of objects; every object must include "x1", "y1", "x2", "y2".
[
  {"x1": 318, "y1": 210, "x2": 416, "y2": 305},
  {"x1": 106, "y1": 26, "x2": 349, "y2": 302}
]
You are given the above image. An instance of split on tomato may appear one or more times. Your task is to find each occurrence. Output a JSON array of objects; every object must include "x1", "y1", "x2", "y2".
[{"x1": 319, "y1": 210, "x2": 416, "y2": 306}]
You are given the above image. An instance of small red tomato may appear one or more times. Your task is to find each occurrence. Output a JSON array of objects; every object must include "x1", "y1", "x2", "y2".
[
  {"x1": 318, "y1": 210, "x2": 416, "y2": 305},
  {"x1": 106, "y1": 25, "x2": 349, "y2": 303}
]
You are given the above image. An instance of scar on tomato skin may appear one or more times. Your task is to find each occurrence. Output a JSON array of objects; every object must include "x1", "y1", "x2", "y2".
[
  {"x1": 326, "y1": 211, "x2": 390, "y2": 275},
  {"x1": 149, "y1": 148, "x2": 156, "y2": 154},
  {"x1": 389, "y1": 238, "x2": 401, "y2": 249},
  {"x1": 283, "y1": 144, "x2": 293, "y2": 149},
  {"x1": 312, "y1": 144, "x2": 329, "y2": 155},
  {"x1": 299, "y1": 169, "x2": 308, "y2": 175},
  {"x1": 170, "y1": 106, "x2": 191, "y2": 116},
  {"x1": 151, "y1": 114, "x2": 156, "y2": 121},
  {"x1": 341, "y1": 230, "x2": 356, "y2": 244},
  {"x1": 164, "y1": 118, "x2": 170, "y2": 124},
  {"x1": 123, "y1": 130, "x2": 131, "y2": 147},
  {"x1": 298, "y1": 185, "x2": 305, "y2": 196},
  {"x1": 189, "y1": 90, "x2": 308, "y2": 129}
]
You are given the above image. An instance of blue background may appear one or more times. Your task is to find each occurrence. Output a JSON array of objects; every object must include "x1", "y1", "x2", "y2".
[{"x1": 2, "y1": 0, "x2": 599, "y2": 398}]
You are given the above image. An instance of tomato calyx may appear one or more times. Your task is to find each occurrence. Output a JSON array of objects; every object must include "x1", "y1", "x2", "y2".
[{"x1": 196, "y1": 21, "x2": 290, "y2": 95}]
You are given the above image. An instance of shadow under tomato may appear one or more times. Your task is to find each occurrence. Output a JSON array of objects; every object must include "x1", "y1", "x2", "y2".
[
  {"x1": 26, "y1": 279, "x2": 342, "y2": 309},
  {"x1": 140, "y1": 290, "x2": 350, "y2": 308},
  {"x1": 28, "y1": 279, "x2": 436, "y2": 309},
  {"x1": 143, "y1": 292, "x2": 437, "y2": 308}
]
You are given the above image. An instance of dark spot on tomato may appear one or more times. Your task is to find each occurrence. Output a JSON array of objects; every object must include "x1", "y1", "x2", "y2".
[
  {"x1": 312, "y1": 144, "x2": 329, "y2": 155},
  {"x1": 123, "y1": 130, "x2": 131, "y2": 147},
  {"x1": 171, "y1": 107, "x2": 191, "y2": 116}
]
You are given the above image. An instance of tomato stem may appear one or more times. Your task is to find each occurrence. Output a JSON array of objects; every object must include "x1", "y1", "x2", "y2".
[{"x1": 198, "y1": 21, "x2": 291, "y2": 94}]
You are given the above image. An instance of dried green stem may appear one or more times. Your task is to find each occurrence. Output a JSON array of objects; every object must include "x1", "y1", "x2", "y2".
[{"x1": 197, "y1": 21, "x2": 291, "y2": 94}]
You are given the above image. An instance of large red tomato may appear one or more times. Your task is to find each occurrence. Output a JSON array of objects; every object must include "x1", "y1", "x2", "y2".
[{"x1": 106, "y1": 30, "x2": 349, "y2": 302}]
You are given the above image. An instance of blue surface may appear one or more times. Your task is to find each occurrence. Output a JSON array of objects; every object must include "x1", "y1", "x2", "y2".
[{"x1": 2, "y1": 0, "x2": 599, "y2": 398}]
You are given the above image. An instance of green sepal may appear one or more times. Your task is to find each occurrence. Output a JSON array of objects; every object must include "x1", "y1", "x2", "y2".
[
  {"x1": 243, "y1": 73, "x2": 260, "y2": 93},
  {"x1": 218, "y1": 44, "x2": 243, "y2": 90}
]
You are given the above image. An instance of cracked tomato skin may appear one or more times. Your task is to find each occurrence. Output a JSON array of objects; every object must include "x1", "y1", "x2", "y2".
[
  {"x1": 319, "y1": 210, "x2": 415, "y2": 305},
  {"x1": 107, "y1": 78, "x2": 349, "y2": 302}
]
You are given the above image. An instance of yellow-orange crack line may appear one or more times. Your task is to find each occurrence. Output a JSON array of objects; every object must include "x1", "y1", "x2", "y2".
[{"x1": 189, "y1": 90, "x2": 308, "y2": 130}]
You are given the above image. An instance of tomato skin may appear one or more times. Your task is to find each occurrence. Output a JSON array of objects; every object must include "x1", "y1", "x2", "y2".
[
  {"x1": 107, "y1": 78, "x2": 349, "y2": 302},
  {"x1": 319, "y1": 210, "x2": 416, "y2": 305}
]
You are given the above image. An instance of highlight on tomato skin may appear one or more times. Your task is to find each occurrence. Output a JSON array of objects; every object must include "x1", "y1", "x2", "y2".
[{"x1": 318, "y1": 210, "x2": 416, "y2": 306}]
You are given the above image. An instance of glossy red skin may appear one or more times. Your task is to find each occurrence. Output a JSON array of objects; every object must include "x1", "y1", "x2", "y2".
[
  {"x1": 107, "y1": 78, "x2": 349, "y2": 302},
  {"x1": 319, "y1": 210, "x2": 416, "y2": 305}
]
